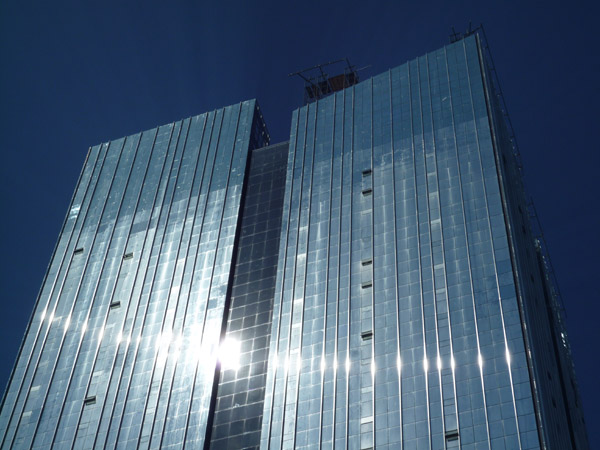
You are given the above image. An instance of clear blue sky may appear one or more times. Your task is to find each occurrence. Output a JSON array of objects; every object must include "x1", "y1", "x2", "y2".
[{"x1": 1, "y1": 0, "x2": 598, "y2": 444}]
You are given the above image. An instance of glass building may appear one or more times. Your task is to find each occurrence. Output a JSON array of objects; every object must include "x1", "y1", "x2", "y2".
[{"x1": 0, "y1": 33, "x2": 588, "y2": 449}]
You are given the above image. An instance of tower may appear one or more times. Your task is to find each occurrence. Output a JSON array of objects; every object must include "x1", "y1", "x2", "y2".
[{"x1": 0, "y1": 33, "x2": 588, "y2": 449}]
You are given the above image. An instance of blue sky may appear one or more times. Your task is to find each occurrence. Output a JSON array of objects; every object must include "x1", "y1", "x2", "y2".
[{"x1": 1, "y1": 0, "x2": 598, "y2": 444}]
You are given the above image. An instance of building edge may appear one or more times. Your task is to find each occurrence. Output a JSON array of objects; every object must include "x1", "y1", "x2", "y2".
[{"x1": 475, "y1": 31, "x2": 590, "y2": 450}]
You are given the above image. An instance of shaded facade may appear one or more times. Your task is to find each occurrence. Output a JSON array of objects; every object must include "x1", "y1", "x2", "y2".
[
  {"x1": 208, "y1": 142, "x2": 289, "y2": 449},
  {"x1": 0, "y1": 34, "x2": 588, "y2": 449}
]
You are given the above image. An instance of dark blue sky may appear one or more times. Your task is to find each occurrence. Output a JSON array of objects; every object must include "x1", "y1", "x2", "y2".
[{"x1": 1, "y1": 0, "x2": 598, "y2": 444}]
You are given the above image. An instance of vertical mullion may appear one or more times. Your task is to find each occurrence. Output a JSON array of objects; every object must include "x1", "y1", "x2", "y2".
[
  {"x1": 423, "y1": 52, "x2": 447, "y2": 448},
  {"x1": 344, "y1": 84, "x2": 354, "y2": 450},
  {"x1": 389, "y1": 68, "x2": 404, "y2": 449},
  {"x1": 332, "y1": 88, "x2": 346, "y2": 448},
  {"x1": 415, "y1": 57, "x2": 433, "y2": 450},
  {"x1": 317, "y1": 94, "x2": 336, "y2": 448},
  {"x1": 369, "y1": 77, "x2": 376, "y2": 450}
]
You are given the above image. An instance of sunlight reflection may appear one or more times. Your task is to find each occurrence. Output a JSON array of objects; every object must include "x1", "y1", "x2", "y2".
[{"x1": 219, "y1": 337, "x2": 241, "y2": 371}]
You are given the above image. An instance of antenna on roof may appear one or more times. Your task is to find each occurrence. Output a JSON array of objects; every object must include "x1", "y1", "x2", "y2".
[
  {"x1": 449, "y1": 22, "x2": 481, "y2": 43},
  {"x1": 289, "y1": 59, "x2": 361, "y2": 105}
]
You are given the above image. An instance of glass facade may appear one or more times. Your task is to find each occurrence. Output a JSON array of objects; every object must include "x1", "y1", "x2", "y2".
[
  {"x1": 0, "y1": 34, "x2": 588, "y2": 449},
  {"x1": 0, "y1": 100, "x2": 269, "y2": 449},
  {"x1": 208, "y1": 142, "x2": 288, "y2": 449},
  {"x1": 260, "y1": 34, "x2": 587, "y2": 450}
]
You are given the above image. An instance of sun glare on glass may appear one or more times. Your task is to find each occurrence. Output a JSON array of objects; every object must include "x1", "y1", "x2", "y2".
[{"x1": 219, "y1": 338, "x2": 241, "y2": 371}]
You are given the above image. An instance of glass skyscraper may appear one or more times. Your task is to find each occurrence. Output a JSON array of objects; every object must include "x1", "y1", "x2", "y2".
[{"x1": 0, "y1": 33, "x2": 588, "y2": 449}]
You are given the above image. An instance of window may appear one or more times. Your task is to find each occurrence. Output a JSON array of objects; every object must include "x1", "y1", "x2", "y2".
[
  {"x1": 445, "y1": 429, "x2": 459, "y2": 441},
  {"x1": 74, "y1": 247, "x2": 84, "y2": 255},
  {"x1": 361, "y1": 330, "x2": 373, "y2": 340}
]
